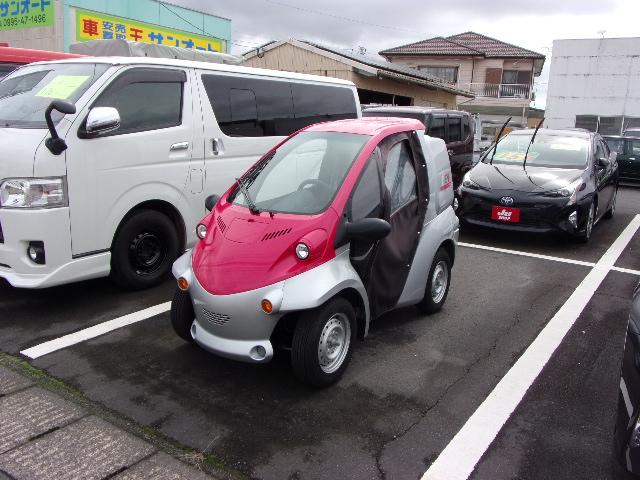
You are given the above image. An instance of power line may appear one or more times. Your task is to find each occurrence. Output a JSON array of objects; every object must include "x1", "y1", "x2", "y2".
[{"x1": 263, "y1": 0, "x2": 429, "y2": 36}]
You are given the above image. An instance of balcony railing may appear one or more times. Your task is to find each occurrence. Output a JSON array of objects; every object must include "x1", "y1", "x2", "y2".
[{"x1": 462, "y1": 83, "x2": 533, "y2": 99}]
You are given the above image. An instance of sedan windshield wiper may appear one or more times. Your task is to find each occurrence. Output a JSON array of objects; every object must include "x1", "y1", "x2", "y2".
[
  {"x1": 235, "y1": 177, "x2": 261, "y2": 215},
  {"x1": 523, "y1": 118, "x2": 545, "y2": 169},
  {"x1": 489, "y1": 117, "x2": 512, "y2": 164}
]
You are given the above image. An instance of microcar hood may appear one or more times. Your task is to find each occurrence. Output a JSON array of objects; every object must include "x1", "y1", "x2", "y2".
[
  {"x1": 192, "y1": 201, "x2": 339, "y2": 295},
  {"x1": 0, "y1": 128, "x2": 49, "y2": 179},
  {"x1": 468, "y1": 162, "x2": 584, "y2": 193}
]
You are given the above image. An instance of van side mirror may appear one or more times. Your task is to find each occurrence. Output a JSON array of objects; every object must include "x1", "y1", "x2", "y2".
[
  {"x1": 86, "y1": 107, "x2": 121, "y2": 135},
  {"x1": 345, "y1": 218, "x2": 391, "y2": 241},
  {"x1": 205, "y1": 194, "x2": 220, "y2": 212},
  {"x1": 44, "y1": 100, "x2": 76, "y2": 155}
]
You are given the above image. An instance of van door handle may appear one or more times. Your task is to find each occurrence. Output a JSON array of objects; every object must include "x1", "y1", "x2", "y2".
[
  {"x1": 170, "y1": 142, "x2": 189, "y2": 151},
  {"x1": 211, "y1": 138, "x2": 224, "y2": 156}
]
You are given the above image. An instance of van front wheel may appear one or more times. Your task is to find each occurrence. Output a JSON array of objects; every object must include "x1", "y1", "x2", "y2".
[{"x1": 110, "y1": 209, "x2": 179, "y2": 290}]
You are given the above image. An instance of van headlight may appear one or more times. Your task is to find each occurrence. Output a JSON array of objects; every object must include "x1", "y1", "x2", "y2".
[{"x1": 0, "y1": 177, "x2": 68, "y2": 208}]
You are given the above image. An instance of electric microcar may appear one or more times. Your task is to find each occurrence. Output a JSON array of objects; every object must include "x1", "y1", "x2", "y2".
[{"x1": 171, "y1": 118, "x2": 459, "y2": 386}]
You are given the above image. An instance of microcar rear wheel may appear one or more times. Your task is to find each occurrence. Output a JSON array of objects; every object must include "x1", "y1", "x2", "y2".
[
  {"x1": 110, "y1": 209, "x2": 179, "y2": 290},
  {"x1": 416, "y1": 249, "x2": 451, "y2": 314},
  {"x1": 171, "y1": 287, "x2": 195, "y2": 343},
  {"x1": 291, "y1": 297, "x2": 356, "y2": 387}
]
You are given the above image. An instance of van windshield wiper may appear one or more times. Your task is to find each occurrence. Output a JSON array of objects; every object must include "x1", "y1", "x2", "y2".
[
  {"x1": 489, "y1": 117, "x2": 512, "y2": 164},
  {"x1": 235, "y1": 177, "x2": 261, "y2": 215},
  {"x1": 523, "y1": 118, "x2": 545, "y2": 169}
]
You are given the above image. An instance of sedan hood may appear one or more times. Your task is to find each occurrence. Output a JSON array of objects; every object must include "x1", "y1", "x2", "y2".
[
  {"x1": 0, "y1": 128, "x2": 49, "y2": 179},
  {"x1": 469, "y1": 162, "x2": 583, "y2": 193}
]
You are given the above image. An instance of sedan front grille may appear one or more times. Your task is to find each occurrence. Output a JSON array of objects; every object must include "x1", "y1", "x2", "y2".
[{"x1": 201, "y1": 307, "x2": 231, "y2": 326}]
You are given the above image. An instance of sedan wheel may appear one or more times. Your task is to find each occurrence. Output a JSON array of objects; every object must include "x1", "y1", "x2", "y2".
[
  {"x1": 605, "y1": 189, "x2": 617, "y2": 219},
  {"x1": 577, "y1": 202, "x2": 595, "y2": 243}
]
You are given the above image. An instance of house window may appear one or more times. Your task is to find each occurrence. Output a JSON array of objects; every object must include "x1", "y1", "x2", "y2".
[
  {"x1": 418, "y1": 66, "x2": 458, "y2": 83},
  {"x1": 500, "y1": 70, "x2": 531, "y2": 97},
  {"x1": 575, "y1": 115, "x2": 598, "y2": 132}
]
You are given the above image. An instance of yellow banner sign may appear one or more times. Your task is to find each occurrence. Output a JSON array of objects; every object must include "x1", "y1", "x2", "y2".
[{"x1": 75, "y1": 8, "x2": 225, "y2": 53}]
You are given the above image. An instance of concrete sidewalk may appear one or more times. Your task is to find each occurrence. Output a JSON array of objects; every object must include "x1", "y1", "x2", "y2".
[{"x1": 0, "y1": 365, "x2": 214, "y2": 480}]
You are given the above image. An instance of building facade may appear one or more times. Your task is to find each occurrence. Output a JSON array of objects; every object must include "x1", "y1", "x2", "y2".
[
  {"x1": 243, "y1": 39, "x2": 473, "y2": 110},
  {"x1": 0, "y1": 0, "x2": 231, "y2": 53},
  {"x1": 545, "y1": 37, "x2": 640, "y2": 134},
  {"x1": 379, "y1": 32, "x2": 545, "y2": 131}
]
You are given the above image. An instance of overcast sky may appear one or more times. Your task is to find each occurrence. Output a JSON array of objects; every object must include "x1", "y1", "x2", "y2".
[{"x1": 171, "y1": 0, "x2": 639, "y2": 108}]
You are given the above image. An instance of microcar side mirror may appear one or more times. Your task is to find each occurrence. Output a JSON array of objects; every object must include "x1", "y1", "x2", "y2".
[
  {"x1": 205, "y1": 194, "x2": 220, "y2": 212},
  {"x1": 86, "y1": 107, "x2": 121, "y2": 135},
  {"x1": 345, "y1": 218, "x2": 391, "y2": 241}
]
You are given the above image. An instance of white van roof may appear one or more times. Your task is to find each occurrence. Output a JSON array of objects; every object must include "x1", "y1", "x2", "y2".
[{"x1": 31, "y1": 56, "x2": 356, "y2": 87}]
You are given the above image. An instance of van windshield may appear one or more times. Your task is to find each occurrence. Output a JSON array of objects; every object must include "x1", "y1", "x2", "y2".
[
  {"x1": 0, "y1": 63, "x2": 108, "y2": 128},
  {"x1": 231, "y1": 131, "x2": 370, "y2": 215}
]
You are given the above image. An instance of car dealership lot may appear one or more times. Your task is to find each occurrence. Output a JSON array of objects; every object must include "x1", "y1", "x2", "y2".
[{"x1": 1, "y1": 187, "x2": 639, "y2": 480}]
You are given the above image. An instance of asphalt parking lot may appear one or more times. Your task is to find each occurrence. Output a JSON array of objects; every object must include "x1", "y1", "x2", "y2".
[{"x1": 1, "y1": 186, "x2": 639, "y2": 480}]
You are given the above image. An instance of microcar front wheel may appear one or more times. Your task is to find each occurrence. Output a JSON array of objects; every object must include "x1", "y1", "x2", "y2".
[
  {"x1": 171, "y1": 287, "x2": 195, "y2": 343},
  {"x1": 291, "y1": 297, "x2": 356, "y2": 387},
  {"x1": 416, "y1": 248, "x2": 451, "y2": 314}
]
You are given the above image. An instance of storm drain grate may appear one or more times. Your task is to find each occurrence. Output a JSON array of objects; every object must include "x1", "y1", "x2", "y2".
[
  {"x1": 261, "y1": 228, "x2": 292, "y2": 241},
  {"x1": 202, "y1": 308, "x2": 231, "y2": 326}
]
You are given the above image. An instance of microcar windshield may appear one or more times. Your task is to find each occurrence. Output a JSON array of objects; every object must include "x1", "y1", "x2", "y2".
[
  {"x1": 0, "y1": 62, "x2": 108, "y2": 128},
  {"x1": 231, "y1": 131, "x2": 370, "y2": 215},
  {"x1": 483, "y1": 133, "x2": 589, "y2": 169}
]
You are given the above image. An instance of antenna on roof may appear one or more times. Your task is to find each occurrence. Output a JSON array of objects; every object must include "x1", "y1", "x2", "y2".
[
  {"x1": 597, "y1": 30, "x2": 606, "y2": 38},
  {"x1": 358, "y1": 46, "x2": 367, "y2": 55}
]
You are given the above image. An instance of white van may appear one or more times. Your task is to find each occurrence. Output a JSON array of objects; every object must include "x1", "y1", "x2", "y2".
[{"x1": 0, "y1": 58, "x2": 360, "y2": 289}]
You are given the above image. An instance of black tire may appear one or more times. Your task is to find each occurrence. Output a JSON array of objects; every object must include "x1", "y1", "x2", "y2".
[
  {"x1": 576, "y1": 202, "x2": 595, "y2": 244},
  {"x1": 416, "y1": 248, "x2": 452, "y2": 314},
  {"x1": 171, "y1": 287, "x2": 195, "y2": 343},
  {"x1": 604, "y1": 189, "x2": 617, "y2": 219},
  {"x1": 110, "y1": 209, "x2": 180, "y2": 290},
  {"x1": 291, "y1": 297, "x2": 356, "y2": 387}
]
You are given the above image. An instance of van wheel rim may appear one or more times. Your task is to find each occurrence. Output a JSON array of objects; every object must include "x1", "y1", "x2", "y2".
[
  {"x1": 129, "y1": 232, "x2": 165, "y2": 275},
  {"x1": 318, "y1": 314, "x2": 351, "y2": 374},
  {"x1": 431, "y1": 261, "x2": 449, "y2": 304}
]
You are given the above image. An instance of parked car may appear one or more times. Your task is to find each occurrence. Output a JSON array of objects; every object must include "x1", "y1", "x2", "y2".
[
  {"x1": 624, "y1": 128, "x2": 640, "y2": 137},
  {"x1": 457, "y1": 128, "x2": 619, "y2": 242},
  {"x1": 362, "y1": 106, "x2": 474, "y2": 187},
  {"x1": 170, "y1": 117, "x2": 458, "y2": 386},
  {"x1": 0, "y1": 46, "x2": 83, "y2": 79},
  {"x1": 0, "y1": 57, "x2": 360, "y2": 289},
  {"x1": 614, "y1": 281, "x2": 640, "y2": 474},
  {"x1": 603, "y1": 135, "x2": 640, "y2": 184}
]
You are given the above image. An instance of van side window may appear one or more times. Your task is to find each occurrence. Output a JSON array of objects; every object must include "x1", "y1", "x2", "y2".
[
  {"x1": 350, "y1": 149, "x2": 382, "y2": 221},
  {"x1": 92, "y1": 68, "x2": 184, "y2": 135},
  {"x1": 462, "y1": 115, "x2": 470, "y2": 139},
  {"x1": 428, "y1": 116, "x2": 445, "y2": 141},
  {"x1": 447, "y1": 117, "x2": 462, "y2": 142},
  {"x1": 384, "y1": 141, "x2": 417, "y2": 213},
  {"x1": 201, "y1": 74, "x2": 357, "y2": 137}
]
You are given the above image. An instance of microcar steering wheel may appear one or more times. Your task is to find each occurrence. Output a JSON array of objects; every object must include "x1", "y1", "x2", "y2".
[{"x1": 297, "y1": 178, "x2": 332, "y2": 193}]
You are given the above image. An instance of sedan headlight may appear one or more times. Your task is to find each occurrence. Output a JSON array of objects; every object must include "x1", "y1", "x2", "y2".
[
  {"x1": 0, "y1": 177, "x2": 68, "y2": 208},
  {"x1": 543, "y1": 179, "x2": 583, "y2": 206}
]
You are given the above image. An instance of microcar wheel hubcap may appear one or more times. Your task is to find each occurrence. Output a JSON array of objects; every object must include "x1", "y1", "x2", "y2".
[
  {"x1": 129, "y1": 232, "x2": 165, "y2": 276},
  {"x1": 431, "y1": 261, "x2": 449, "y2": 304},
  {"x1": 318, "y1": 314, "x2": 351, "y2": 374}
]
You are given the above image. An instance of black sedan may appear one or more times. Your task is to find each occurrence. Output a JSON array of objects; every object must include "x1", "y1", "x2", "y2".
[
  {"x1": 457, "y1": 128, "x2": 619, "y2": 242},
  {"x1": 614, "y1": 281, "x2": 640, "y2": 474}
]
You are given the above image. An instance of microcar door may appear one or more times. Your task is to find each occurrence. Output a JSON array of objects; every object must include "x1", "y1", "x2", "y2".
[
  {"x1": 624, "y1": 139, "x2": 640, "y2": 181},
  {"x1": 363, "y1": 132, "x2": 429, "y2": 318}
]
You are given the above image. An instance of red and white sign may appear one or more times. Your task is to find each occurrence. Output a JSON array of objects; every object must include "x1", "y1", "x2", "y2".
[{"x1": 491, "y1": 206, "x2": 520, "y2": 223}]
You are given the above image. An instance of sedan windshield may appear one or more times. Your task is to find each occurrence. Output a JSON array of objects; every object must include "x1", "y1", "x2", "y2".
[
  {"x1": 231, "y1": 131, "x2": 370, "y2": 215},
  {"x1": 484, "y1": 133, "x2": 589, "y2": 169},
  {"x1": 0, "y1": 62, "x2": 108, "y2": 128}
]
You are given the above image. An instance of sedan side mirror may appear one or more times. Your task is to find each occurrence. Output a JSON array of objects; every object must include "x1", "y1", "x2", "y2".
[
  {"x1": 205, "y1": 194, "x2": 220, "y2": 212},
  {"x1": 597, "y1": 157, "x2": 611, "y2": 169},
  {"x1": 86, "y1": 107, "x2": 121, "y2": 135},
  {"x1": 345, "y1": 218, "x2": 391, "y2": 241}
]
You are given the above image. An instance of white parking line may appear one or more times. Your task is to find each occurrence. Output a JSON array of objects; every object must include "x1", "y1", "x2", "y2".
[
  {"x1": 20, "y1": 302, "x2": 171, "y2": 359},
  {"x1": 423, "y1": 215, "x2": 640, "y2": 480}
]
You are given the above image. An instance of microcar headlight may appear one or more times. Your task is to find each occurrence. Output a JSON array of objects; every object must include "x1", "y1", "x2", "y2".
[
  {"x1": 295, "y1": 243, "x2": 310, "y2": 260},
  {"x1": 0, "y1": 177, "x2": 67, "y2": 208},
  {"x1": 196, "y1": 223, "x2": 208, "y2": 240},
  {"x1": 462, "y1": 171, "x2": 481, "y2": 190}
]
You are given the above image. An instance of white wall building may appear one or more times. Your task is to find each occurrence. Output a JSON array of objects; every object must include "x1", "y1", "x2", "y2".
[{"x1": 545, "y1": 37, "x2": 640, "y2": 134}]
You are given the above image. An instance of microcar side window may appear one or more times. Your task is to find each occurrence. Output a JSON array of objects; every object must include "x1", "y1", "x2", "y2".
[
  {"x1": 350, "y1": 148, "x2": 383, "y2": 221},
  {"x1": 231, "y1": 131, "x2": 369, "y2": 215},
  {"x1": 384, "y1": 141, "x2": 418, "y2": 214}
]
